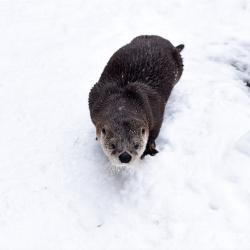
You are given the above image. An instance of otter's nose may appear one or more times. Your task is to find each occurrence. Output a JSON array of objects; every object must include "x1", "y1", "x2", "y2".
[{"x1": 119, "y1": 152, "x2": 132, "y2": 163}]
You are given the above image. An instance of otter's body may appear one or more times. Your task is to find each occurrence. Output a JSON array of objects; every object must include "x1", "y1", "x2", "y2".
[{"x1": 89, "y1": 35, "x2": 184, "y2": 165}]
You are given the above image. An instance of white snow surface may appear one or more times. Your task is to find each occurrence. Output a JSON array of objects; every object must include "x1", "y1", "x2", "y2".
[{"x1": 1, "y1": 0, "x2": 250, "y2": 249}]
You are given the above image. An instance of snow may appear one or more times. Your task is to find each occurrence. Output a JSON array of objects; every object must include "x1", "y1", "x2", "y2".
[{"x1": 0, "y1": 0, "x2": 250, "y2": 249}]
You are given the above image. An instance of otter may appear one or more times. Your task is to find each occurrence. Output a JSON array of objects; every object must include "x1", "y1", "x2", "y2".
[{"x1": 89, "y1": 35, "x2": 184, "y2": 166}]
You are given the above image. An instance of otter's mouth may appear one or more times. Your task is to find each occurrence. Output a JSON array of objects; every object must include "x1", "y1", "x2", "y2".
[{"x1": 108, "y1": 153, "x2": 139, "y2": 167}]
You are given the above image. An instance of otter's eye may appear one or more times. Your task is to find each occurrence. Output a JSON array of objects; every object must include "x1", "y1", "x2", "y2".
[
  {"x1": 111, "y1": 144, "x2": 116, "y2": 149},
  {"x1": 102, "y1": 128, "x2": 106, "y2": 134},
  {"x1": 141, "y1": 128, "x2": 145, "y2": 135},
  {"x1": 134, "y1": 143, "x2": 139, "y2": 150}
]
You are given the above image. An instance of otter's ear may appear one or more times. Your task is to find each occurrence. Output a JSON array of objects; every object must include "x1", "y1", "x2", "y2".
[
  {"x1": 95, "y1": 127, "x2": 99, "y2": 140},
  {"x1": 141, "y1": 128, "x2": 145, "y2": 135},
  {"x1": 176, "y1": 44, "x2": 184, "y2": 52},
  {"x1": 95, "y1": 123, "x2": 103, "y2": 138}
]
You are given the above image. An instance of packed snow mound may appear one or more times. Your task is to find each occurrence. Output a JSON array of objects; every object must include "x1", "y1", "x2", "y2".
[{"x1": 0, "y1": 0, "x2": 250, "y2": 249}]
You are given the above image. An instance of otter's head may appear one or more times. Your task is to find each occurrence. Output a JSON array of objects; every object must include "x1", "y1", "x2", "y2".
[{"x1": 96, "y1": 118, "x2": 149, "y2": 166}]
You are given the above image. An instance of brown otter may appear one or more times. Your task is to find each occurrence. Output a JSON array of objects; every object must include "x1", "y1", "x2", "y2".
[{"x1": 89, "y1": 35, "x2": 184, "y2": 166}]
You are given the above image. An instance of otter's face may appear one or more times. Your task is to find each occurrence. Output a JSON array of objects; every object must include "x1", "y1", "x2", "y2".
[{"x1": 97, "y1": 120, "x2": 149, "y2": 166}]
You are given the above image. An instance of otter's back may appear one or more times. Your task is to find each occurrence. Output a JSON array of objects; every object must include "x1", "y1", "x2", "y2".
[{"x1": 98, "y1": 35, "x2": 183, "y2": 97}]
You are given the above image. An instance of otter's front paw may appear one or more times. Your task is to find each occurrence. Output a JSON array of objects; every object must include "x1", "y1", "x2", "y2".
[
  {"x1": 147, "y1": 141, "x2": 159, "y2": 156},
  {"x1": 141, "y1": 142, "x2": 159, "y2": 159}
]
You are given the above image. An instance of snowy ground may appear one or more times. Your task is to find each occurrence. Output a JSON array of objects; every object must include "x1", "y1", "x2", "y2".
[{"x1": 0, "y1": 0, "x2": 250, "y2": 249}]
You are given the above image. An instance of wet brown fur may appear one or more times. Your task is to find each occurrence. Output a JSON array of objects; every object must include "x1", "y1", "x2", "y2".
[{"x1": 89, "y1": 35, "x2": 184, "y2": 158}]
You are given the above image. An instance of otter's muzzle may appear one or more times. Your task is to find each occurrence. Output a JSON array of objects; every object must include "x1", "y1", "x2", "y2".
[{"x1": 119, "y1": 152, "x2": 132, "y2": 163}]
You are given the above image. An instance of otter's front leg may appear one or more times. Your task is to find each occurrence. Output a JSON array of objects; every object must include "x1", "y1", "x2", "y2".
[
  {"x1": 141, "y1": 140, "x2": 159, "y2": 159},
  {"x1": 141, "y1": 124, "x2": 162, "y2": 159}
]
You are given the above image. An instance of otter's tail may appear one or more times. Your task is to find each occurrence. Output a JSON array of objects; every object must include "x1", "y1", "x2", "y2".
[{"x1": 176, "y1": 44, "x2": 185, "y2": 52}]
